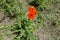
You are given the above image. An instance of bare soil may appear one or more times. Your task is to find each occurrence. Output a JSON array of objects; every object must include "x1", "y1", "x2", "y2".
[{"x1": 35, "y1": 0, "x2": 60, "y2": 40}]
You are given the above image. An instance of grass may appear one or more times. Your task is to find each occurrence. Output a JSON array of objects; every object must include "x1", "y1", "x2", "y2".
[
  {"x1": 0, "y1": 35, "x2": 2, "y2": 40},
  {"x1": 0, "y1": 0, "x2": 47, "y2": 40}
]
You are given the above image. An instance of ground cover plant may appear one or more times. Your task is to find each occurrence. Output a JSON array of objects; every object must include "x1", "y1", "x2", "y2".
[{"x1": 0, "y1": 0, "x2": 47, "y2": 40}]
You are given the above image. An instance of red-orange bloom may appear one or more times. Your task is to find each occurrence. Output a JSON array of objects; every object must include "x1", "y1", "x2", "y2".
[
  {"x1": 28, "y1": 6, "x2": 38, "y2": 20},
  {"x1": 28, "y1": 13, "x2": 36, "y2": 20},
  {"x1": 29, "y1": 6, "x2": 35, "y2": 13}
]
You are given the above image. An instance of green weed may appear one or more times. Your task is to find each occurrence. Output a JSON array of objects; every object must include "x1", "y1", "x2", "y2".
[
  {"x1": 0, "y1": 0, "x2": 47, "y2": 40},
  {"x1": 0, "y1": 35, "x2": 3, "y2": 40}
]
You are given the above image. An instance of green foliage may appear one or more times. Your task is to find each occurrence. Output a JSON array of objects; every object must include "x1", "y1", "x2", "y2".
[
  {"x1": 0, "y1": 35, "x2": 3, "y2": 40},
  {"x1": 29, "y1": 0, "x2": 47, "y2": 11},
  {"x1": 0, "y1": 0, "x2": 47, "y2": 40},
  {"x1": 36, "y1": 0, "x2": 47, "y2": 11},
  {"x1": 0, "y1": 0, "x2": 40, "y2": 40},
  {"x1": 35, "y1": 12, "x2": 45, "y2": 27},
  {"x1": 11, "y1": 4, "x2": 39, "y2": 40},
  {"x1": 0, "y1": 0, "x2": 21, "y2": 18}
]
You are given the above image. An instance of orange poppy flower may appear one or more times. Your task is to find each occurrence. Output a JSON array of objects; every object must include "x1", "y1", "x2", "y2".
[
  {"x1": 28, "y1": 13, "x2": 36, "y2": 20},
  {"x1": 28, "y1": 6, "x2": 38, "y2": 20},
  {"x1": 29, "y1": 6, "x2": 36, "y2": 13}
]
